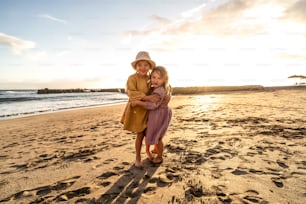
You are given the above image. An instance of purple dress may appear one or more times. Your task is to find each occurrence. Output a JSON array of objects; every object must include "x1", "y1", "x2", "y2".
[{"x1": 145, "y1": 86, "x2": 172, "y2": 145}]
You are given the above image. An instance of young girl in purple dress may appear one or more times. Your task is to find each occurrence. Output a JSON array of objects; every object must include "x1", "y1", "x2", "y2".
[{"x1": 131, "y1": 66, "x2": 172, "y2": 164}]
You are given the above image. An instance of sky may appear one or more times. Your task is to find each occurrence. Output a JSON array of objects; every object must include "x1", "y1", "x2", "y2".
[{"x1": 0, "y1": 0, "x2": 306, "y2": 89}]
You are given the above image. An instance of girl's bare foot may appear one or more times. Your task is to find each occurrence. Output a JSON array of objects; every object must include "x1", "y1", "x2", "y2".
[
  {"x1": 151, "y1": 145, "x2": 158, "y2": 154},
  {"x1": 134, "y1": 160, "x2": 143, "y2": 168}
]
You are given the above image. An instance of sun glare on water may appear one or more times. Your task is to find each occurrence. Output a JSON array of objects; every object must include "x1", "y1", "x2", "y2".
[{"x1": 194, "y1": 95, "x2": 222, "y2": 110}]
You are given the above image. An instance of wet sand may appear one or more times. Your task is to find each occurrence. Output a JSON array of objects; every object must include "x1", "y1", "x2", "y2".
[{"x1": 0, "y1": 89, "x2": 305, "y2": 203}]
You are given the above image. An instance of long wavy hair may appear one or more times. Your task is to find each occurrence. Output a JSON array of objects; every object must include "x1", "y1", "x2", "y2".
[{"x1": 151, "y1": 66, "x2": 171, "y2": 95}]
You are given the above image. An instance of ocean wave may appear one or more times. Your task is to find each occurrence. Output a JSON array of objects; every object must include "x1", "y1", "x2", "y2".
[
  {"x1": 0, "y1": 97, "x2": 41, "y2": 103},
  {"x1": 0, "y1": 91, "x2": 128, "y2": 120}
]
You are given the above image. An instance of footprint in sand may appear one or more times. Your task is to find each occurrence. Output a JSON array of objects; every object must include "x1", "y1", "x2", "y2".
[
  {"x1": 97, "y1": 171, "x2": 118, "y2": 179},
  {"x1": 142, "y1": 185, "x2": 157, "y2": 196},
  {"x1": 180, "y1": 179, "x2": 231, "y2": 203},
  {"x1": 62, "y1": 148, "x2": 98, "y2": 162},
  {"x1": 180, "y1": 151, "x2": 206, "y2": 165},
  {"x1": 271, "y1": 177, "x2": 284, "y2": 188},
  {"x1": 276, "y1": 160, "x2": 289, "y2": 169},
  {"x1": 0, "y1": 176, "x2": 81, "y2": 203},
  {"x1": 55, "y1": 187, "x2": 91, "y2": 202},
  {"x1": 99, "y1": 181, "x2": 112, "y2": 187},
  {"x1": 249, "y1": 168, "x2": 265, "y2": 174},
  {"x1": 102, "y1": 158, "x2": 117, "y2": 164},
  {"x1": 231, "y1": 168, "x2": 249, "y2": 175},
  {"x1": 241, "y1": 189, "x2": 268, "y2": 203}
]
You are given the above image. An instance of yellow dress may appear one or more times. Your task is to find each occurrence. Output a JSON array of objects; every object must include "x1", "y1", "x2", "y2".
[{"x1": 120, "y1": 73, "x2": 150, "y2": 133}]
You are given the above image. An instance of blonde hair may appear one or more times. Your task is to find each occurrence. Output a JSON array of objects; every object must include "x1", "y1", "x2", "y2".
[{"x1": 151, "y1": 66, "x2": 171, "y2": 95}]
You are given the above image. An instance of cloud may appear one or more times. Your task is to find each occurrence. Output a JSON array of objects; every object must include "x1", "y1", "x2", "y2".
[
  {"x1": 277, "y1": 53, "x2": 306, "y2": 61},
  {"x1": 122, "y1": 0, "x2": 306, "y2": 56},
  {"x1": 0, "y1": 32, "x2": 35, "y2": 54},
  {"x1": 123, "y1": 0, "x2": 261, "y2": 42},
  {"x1": 284, "y1": 0, "x2": 306, "y2": 23},
  {"x1": 181, "y1": 3, "x2": 206, "y2": 18},
  {"x1": 122, "y1": 0, "x2": 263, "y2": 50},
  {"x1": 38, "y1": 14, "x2": 67, "y2": 24},
  {"x1": 160, "y1": 0, "x2": 270, "y2": 36},
  {"x1": 150, "y1": 15, "x2": 172, "y2": 25}
]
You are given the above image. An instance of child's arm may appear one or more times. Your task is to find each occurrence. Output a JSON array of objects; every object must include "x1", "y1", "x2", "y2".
[
  {"x1": 130, "y1": 100, "x2": 161, "y2": 110},
  {"x1": 130, "y1": 100, "x2": 147, "y2": 109},
  {"x1": 131, "y1": 87, "x2": 167, "y2": 110},
  {"x1": 126, "y1": 76, "x2": 146, "y2": 100},
  {"x1": 142, "y1": 94, "x2": 160, "y2": 103},
  {"x1": 131, "y1": 94, "x2": 163, "y2": 110},
  {"x1": 161, "y1": 93, "x2": 171, "y2": 106},
  {"x1": 143, "y1": 90, "x2": 171, "y2": 104},
  {"x1": 144, "y1": 85, "x2": 171, "y2": 104}
]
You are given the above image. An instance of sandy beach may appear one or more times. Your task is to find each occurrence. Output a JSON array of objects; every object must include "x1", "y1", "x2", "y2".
[{"x1": 0, "y1": 89, "x2": 305, "y2": 204}]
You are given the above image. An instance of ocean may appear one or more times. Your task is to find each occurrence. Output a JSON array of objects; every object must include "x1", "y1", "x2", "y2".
[{"x1": 0, "y1": 90, "x2": 128, "y2": 120}]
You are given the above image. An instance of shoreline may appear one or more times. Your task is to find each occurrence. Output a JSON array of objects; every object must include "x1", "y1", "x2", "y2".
[
  {"x1": 1, "y1": 86, "x2": 305, "y2": 121},
  {"x1": 0, "y1": 102, "x2": 127, "y2": 121}
]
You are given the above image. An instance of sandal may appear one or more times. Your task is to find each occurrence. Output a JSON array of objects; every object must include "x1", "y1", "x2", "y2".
[
  {"x1": 147, "y1": 156, "x2": 154, "y2": 161},
  {"x1": 152, "y1": 157, "x2": 163, "y2": 164}
]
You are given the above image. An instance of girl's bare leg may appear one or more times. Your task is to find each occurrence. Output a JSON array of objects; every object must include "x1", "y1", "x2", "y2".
[
  {"x1": 135, "y1": 132, "x2": 144, "y2": 167},
  {"x1": 153, "y1": 140, "x2": 163, "y2": 164},
  {"x1": 146, "y1": 145, "x2": 154, "y2": 160}
]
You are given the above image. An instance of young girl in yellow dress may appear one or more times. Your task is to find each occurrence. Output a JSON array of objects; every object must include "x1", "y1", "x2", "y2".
[{"x1": 120, "y1": 51, "x2": 158, "y2": 168}]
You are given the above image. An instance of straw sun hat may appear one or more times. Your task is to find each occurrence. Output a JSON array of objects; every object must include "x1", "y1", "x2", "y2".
[{"x1": 131, "y1": 51, "x2": 156, "y2": 69}]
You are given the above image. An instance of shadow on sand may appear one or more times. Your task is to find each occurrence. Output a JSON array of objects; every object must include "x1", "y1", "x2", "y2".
[{"x1": 90, "y1": 159, "x2": 166, "y2": 204}]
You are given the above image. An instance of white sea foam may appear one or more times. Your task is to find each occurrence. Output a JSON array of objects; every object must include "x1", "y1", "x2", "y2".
[{"x1": 0, "y1": 90, "x2": 128, "y2": 120}]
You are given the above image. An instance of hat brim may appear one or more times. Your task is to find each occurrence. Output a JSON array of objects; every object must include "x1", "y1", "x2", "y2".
[{"x1": 131, "y1": 59, "x2": 156, "y2": 70}]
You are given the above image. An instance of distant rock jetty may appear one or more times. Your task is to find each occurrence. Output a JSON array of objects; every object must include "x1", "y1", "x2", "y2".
[
  {"x1": 171, "y1": 85, "x2": 264, "y2": 94},
  {"x1": 37, "y1": 88, "x2": 125, "y2": 94}
]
